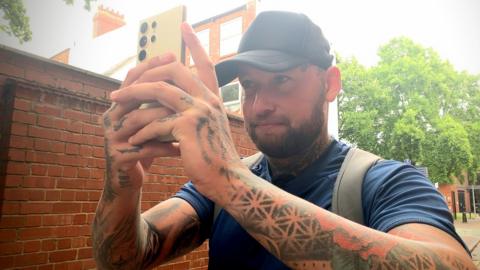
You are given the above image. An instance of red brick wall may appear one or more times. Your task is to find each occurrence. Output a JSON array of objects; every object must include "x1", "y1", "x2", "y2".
[{"x1": 0, "y1": 46, "x2": 257, "y2": 269}]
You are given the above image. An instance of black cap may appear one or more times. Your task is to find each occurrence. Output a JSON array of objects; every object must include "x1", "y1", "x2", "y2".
[{"x1": 215, "y1": 11, "x2": 334, "y2": 87}]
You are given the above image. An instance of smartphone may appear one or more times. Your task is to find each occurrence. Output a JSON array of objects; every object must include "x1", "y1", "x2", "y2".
[
  {"x1": 137, "y1": 5, "x2": 186, "y2": 64},
  {"x1": 137, "y1": 5, "x2": 186, "y2": 142}
]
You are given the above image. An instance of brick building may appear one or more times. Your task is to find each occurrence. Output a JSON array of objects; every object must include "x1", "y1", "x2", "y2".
[{"x1": 0, "y1": 3, "x2": 259, "y2": 269}]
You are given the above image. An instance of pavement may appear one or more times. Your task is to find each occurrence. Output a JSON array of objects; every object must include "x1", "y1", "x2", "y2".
[{"x1": 454, "y1": 216, "x2": 480, "y2": 268}]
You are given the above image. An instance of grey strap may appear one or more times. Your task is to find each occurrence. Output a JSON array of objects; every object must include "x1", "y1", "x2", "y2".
[
  {"x1": 331, "y1": 148, "x2": 381, "y2": 225},
  {"x1": 213, "y1": 152, "x2": 264, "y2": 224}
]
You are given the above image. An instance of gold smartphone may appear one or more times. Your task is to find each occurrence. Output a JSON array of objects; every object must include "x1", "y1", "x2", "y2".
[
  {"x1": 137, "y1": 5, "x2": 186, "y2": 64},
  {"x1": 137, "y1": 6, "x2": 186, "y2": 142}
]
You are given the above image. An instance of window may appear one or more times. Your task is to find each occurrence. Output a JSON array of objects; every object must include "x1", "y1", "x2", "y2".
[
  {"x1": 221, "y1": 82, "x2": 242, "y2": 113},
  {"x1": 220, "y1": 17, "x2": 242, "y2": 56},
  {"x1": 190, "y1": 28, "x2": 210, "y2": 65}
]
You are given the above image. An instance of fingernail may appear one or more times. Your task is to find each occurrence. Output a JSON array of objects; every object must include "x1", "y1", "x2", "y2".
[
  {"x1": 110, "y1": 90, "x2": 119, "y2": 99},
  {"x1": 128, "y1": 137, "x2": 134, "y2": 144},
  {"x1": 181, "y1": 22, "x2": 193, "y2": 34}
]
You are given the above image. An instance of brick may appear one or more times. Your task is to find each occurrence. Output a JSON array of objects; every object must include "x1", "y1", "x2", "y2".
[
  {"x1": 62, "y1": 166, "x2": 77, "y2": 178},
  {"x1": 43, "y1": 215, "x2": 73, "y2": 226},
  {"x1": 75, "y1": 191, "x2": 89, "y2": 201},
  {"x1": 57, "y1": 238, "x2": 71, "y2": 250},
  {"x1": 46, "y1": 190, "x2": 61, "y2": 201},
  {"x1": 12, "y1": 110, "x2": 36, "y2": 125},
  {"x1": 77, "y1": 168, "x2": 90, "y2": 178},
  {"x1": 73, "y1": 214, "x2": 87, "y2": 225},
  {"x1": 92, "y1": 147, "x2": 104, "y2": 158},
  {"x1": 23, "y1": 176, "x2": 56, "y2": 188},
  {"x1": 1, "y1": 202, "x2": 20, "y2": 215},
  {"x1": 77, "y1": 247, "x2": 92, "y2": 259},
  {"x1": 34, "y1": 104, "x2": 61, "y2": 117},
  {"x1": 48, "y1": 165, "x2": 63, "y2": 177},
  {"x1": 11, "y1": 122, "x2": 28, "y2": 136},
  {"x1": 41, "y1": 239, "x2": 56, "y2": 251},
  {"x1": 4, "y1": 189, "x2": 28, "y2": 201},
  {"x1": 25, "y1": 68, "x2": 57, "y2": 86},
  {"x1": 14, "y1": 86, "x2": 41, "y2": 101},
  {"x1": 66, "y1": 121, "x2": 82, "y2": 133},
  {"x1": 33, "y1": 152, "x2": 59, "y2": 164},
  {"x1": 0, "y1": 216, "x2": 24, "y2": 228},
  {"x1": 53, "y1": 202, "x2": 81, "y2": 213},
  {"x1": 57, "y1": 179, "x2": 85, "y2": 189},
  {"x1": 14, "y1": 252, "x2": 48, "y2": 267},
  {"x1": 81, "y1": 202, "x2": 97, "y2": 213},
  {"x1": 53, "y1": 226, "x2": 80, "y2": 238},
  {"x1": 23, "y1": 240, "x2": 41, "y2": 253},
  {"x1": 27, "y1": 189, "x2": 45, "y2": 201},
  {"x1": 29, "y1": 126, "x2": 62, "y2": 140},
  {"x1": 54, "y1": 118, "x2": 68, "y2": 130},
  {"x1": 7, "y1": 162, "x2": 28, "y2": 174},
  {"x1": 0, "y1": 229, "x2": 17, "y2": 243},
  {"x1": 42, "y1": 92, "x2": 58, "y2": 105},
  {"x1": 82, "y1": 123, "x2": 97, "y2": 135},
  {"x1": 34, "y1": 138, "x2": 51, "y2": 151},
  {"x1": 24, "y1": 215, "x2": 42, "y2": 227},
  {"x1": 65, "y1": 143, "x2": 79, "y2": 155},
  {"x1": 51, "y1": 142, "x2": 65, "y2": 153},
  {"x1": 71, "y1": 237, "x2": 85, "y2": 248},
  {"x1": 0, "y1": 61, "x2": 25, "y2": 78},
  {"x1": 88, "y1": 191, "x2": 101, "y2": 201},
  {"x1": 20, "y1": 203, "x2": 53, "y2": 214},
  {"x1": 37, "y1": 115, "x2": 55, "y2": 129},
  {"x1": 60, "y1": 190, "x2": 76, "y2": 201},
  {"x1": 79, "y1": 145, "x2": 93, "y2": 157},
  {"x1": 39, "y1": 264, "x2": 54, "y2": 270},
  {"x1": 57, "y1": 78, "x2": 83, "y2": 92},
  {"x1": 13, "y1": 98, "x2": 31, "y2": 111},
  {"x1": 64, "y1": 110, "x2": 90, "y2": 122},
  {"x1": 31, "y1": 164, "x2": 48, "y2": 175},
  {"x1": 0, "y1": 256, "x2": 14, "y2": 268},
  {"x1": 7, "y1": 146, "x2": 24, "y2": 160},
  {"x1": 0, "y1": 242, "x2": 23, "y2": 255},
  {"x1": 9, "y1": 135, "x2": 34, "y2": 149},
  {"x1": 18, "y1": 228, "x2": 52, "y2": 240}
]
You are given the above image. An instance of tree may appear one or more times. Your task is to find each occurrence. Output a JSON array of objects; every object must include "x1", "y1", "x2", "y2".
[
  {"x1": 338, "y1": 37, "x2": 480, "y2": 184},
  {"x1": 0, "y1": 0, "x2": 95, "y2": 43}
]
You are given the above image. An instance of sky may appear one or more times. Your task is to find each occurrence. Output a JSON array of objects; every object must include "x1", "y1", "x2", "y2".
[{"x1": 0, "y1": 0, "x2": 479, "y2": 75}]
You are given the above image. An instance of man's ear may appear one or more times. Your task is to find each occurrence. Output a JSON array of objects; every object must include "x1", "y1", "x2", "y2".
[{"x1": 325, "y1": 66, "x2": 341, "y2": 102}]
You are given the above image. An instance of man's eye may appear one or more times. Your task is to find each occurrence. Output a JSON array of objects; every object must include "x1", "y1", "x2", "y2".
[{"x1": 273, "y1": 75, "x2": 290, "y2": 85}]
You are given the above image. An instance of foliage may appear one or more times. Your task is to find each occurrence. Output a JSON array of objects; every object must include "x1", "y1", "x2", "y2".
[
  {"x1": 0, "y1": 0, "x2": 95, "y2": 43},
  {"x1": 338, "y1": 37, "x2": 480, "y2": 184}
]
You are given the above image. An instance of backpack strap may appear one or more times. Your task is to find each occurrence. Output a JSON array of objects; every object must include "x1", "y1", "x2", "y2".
[
  {"x1": 331, "y1": 147, "x2": 381, "y2": 225},
  {"x1": 213, "y1": 152, "x2": 264, "y2": 223}
]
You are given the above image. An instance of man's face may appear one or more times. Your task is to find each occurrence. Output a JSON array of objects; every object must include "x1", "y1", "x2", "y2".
[{"x1": 239, "y1": 64, "x2": 328, "y2": 158}]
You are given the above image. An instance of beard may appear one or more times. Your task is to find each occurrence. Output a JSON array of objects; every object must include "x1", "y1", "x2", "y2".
[{"x1": 246, "y1": 95, "x2": 326, "y2": 158}]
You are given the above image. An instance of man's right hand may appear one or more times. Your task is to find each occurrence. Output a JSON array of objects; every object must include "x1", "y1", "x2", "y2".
[{"x1": 101, "y1": 54, "x2": 181, "y2": 193}]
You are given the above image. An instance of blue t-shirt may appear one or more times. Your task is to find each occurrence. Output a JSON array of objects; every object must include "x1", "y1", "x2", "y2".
[{"x1": 174, "y1": 139, "x2": 466, "y2": 269}]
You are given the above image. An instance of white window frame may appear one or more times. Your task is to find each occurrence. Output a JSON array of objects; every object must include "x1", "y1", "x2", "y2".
[
  {"x1": 221, "y1": 81, "x2": 242, "y2": 113},
  {"x1": 220, "y1": 17, "x2": 243, "y2": 56}
]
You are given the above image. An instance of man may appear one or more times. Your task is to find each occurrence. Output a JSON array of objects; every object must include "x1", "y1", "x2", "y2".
[{"x1": 93, "y1": 11, "x2": 474, "y2": 269}]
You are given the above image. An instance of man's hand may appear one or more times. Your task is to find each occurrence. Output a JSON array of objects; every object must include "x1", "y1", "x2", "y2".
[{"x1": 109, "y1": 23, "x2": 246, "y2": 199}]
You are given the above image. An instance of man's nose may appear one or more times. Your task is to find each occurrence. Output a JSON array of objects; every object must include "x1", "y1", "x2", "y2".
[{"x1": 252, "y1": 88, "x2": 275, "y2": 117}]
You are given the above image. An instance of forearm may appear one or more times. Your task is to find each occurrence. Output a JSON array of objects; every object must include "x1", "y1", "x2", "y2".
[
  {"x1": 92, "y1": 177, "x2": 149, "y2": 269},
  {"x1": 217, "y1": 168, "x2": 474, "y2": 270}
]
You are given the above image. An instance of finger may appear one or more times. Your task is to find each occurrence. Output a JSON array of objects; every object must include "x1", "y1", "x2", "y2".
[
  {"x1": 113, "y1": 140, "x2": 180, "y2": 164},
  {"x1": 110, "y1": 82, "x2": 195, "y2": 113},
  {"x1": 112, "y1": 105, "x2": 175, "y2": 138},
  {"x1": 182, "y1": 22, "x2": 219, "y2": 96},
  {"x1": 140, "y1": 157, "x2": 154, "y2": 170},
  {"x1": 103, "y1": 101, "x2": 142, "y2": 130},
  {"x1": 121, "y1": 53, "x2": 177, "y2": 88},
  {"x1": 128, "y1": 114, "x2": 180, "y2": 146},
  {"x1": 134, "y1": 60, "x2": 206, "y2": 98}
]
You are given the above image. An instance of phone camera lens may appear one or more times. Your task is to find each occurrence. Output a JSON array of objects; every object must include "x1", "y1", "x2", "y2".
[
  {"x1": 152, "y1": 21, "x2": 157, "y2": 28},
  {"x1": 139, "y1": 36, "x2": 148, "y2": 47},
  {"x1": 140, "y1": 22, "x2": 148, "y2": 33},
  {"x1": 151, "y1": 35, "x2": 156, "y2": 43},
  {"x1": 138, "y1": 50, "x2": 147, "y2": 61}
]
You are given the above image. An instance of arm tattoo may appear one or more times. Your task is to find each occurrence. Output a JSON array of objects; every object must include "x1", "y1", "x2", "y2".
[
  {"x1": 223, "y1": 173, "x2": 474, "y2": 269},
  {"x1": 117, "y1": 170, "x2": 132, "y2": 188},
  {"x1": 103, "y1": 137, "x2": 117, "y2": 202},
  {"x1": 113, "y1": 115, "x2": 127, "y2": 131}
]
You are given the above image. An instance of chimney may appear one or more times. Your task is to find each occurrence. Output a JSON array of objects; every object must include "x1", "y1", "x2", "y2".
[{"x1": 93, "y1": 5, "x2": 126, "y2": 38}]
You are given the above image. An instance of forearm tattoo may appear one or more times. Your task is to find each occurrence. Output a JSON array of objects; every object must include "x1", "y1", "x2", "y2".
[{"x1": 222, "y1": 171, "x2": 473, "y2": 269}]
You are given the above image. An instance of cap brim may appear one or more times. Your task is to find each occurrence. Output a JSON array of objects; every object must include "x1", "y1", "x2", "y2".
[{"x1": 215, "y1": 50, "x2": 307, "y2": 87}]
